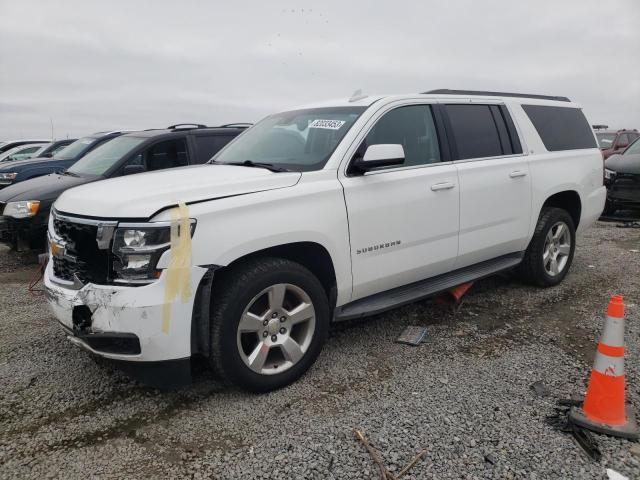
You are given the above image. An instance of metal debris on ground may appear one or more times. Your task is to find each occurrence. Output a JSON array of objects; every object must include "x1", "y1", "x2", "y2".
[
  {"x1": 484, "y1": 453, "x2": 497, "y2": 465},
  {"x1": 616, "y1": 221, "x2": 640, "y2": 229},
  {"x1": 530, "y1": 380, "x2": 551, "y2": 397},
  {"x1": 395, "y1": 326, "x2": 428, "y2": 346},
  {"x1": 353, "y1": 429, "x2": 428, "y2": 480},
  {"x1": 546, "y1": 400, "x2": 602, "y2": 462}
]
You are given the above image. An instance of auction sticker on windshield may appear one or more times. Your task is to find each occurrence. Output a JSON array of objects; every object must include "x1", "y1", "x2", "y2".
[{"x1": 309, "y1": 119, "x2": 346, "y2": 130}]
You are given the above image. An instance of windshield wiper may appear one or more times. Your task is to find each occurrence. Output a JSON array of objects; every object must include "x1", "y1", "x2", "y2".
[
  {"x1": 61, "y1": 170, "x2": 79, "y2": 177},
  {"x1": 223, "y1": 160, "x2": 291, "y2": 173}
]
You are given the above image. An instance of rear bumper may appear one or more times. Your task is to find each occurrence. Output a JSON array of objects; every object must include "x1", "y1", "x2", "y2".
[{"x1": 44, "y1": 259, "x2": 207, "y2": 363}]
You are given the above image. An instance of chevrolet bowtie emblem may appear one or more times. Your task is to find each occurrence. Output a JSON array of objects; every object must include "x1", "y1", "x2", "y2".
[{"x1": 49, "y1": 239, "x2": 66, "y2": 259}]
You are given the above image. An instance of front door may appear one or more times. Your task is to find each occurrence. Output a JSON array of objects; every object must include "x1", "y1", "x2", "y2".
[{"x1": 340, "y1": 104, "x2": 460, "y2": 300}]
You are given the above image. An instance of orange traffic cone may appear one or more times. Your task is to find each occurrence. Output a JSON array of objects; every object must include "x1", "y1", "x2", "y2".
[
  {"x1": 435, "y1": 282, "x2": 474, "y2": 305},
  {"x1": 569, "y1": 295, "x2": 639, "y2": 440}
]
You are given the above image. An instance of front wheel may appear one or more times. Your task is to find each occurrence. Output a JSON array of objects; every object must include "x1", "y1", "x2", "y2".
[
  {"x1": 209, "y1": 257, "x2": 329, "y2": 392},
  {"x1": 518, "y1": 207, "x2": 576, "y2": 287}
]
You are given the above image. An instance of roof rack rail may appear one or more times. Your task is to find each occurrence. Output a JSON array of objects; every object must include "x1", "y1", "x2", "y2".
[
  {"x1": 93, "y1": 130, "x2": 131, "y2": 136},
  {"x1": 218, "y1": 123, "x2": 253, "y2": 128},
  {"x1": 167, "y1": 123, "x2": 207, "y2": 130},
  {"x1": 422, "y1": 89, "x2": 571, "y2": 102}
]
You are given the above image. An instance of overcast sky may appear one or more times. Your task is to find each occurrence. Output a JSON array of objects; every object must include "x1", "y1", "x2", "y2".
[{"x1": 1, "y1": 0, "x2": 639, "y2": 139}]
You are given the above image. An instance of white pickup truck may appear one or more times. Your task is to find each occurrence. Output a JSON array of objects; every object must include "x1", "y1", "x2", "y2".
[{"x1": 44, "y1": 90, "x2": 605, "y2": 391}]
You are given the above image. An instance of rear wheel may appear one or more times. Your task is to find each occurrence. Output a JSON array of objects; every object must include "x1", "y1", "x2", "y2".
[
  {"x1": 209, "y1": 257, "x2": 329, "y2": 392},
  {"x1": 519, "y1": 207, "x2": 575, "y2": 287}
]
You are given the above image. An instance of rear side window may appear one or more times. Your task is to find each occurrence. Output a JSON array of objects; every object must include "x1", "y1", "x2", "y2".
[
  {"x1": 193, "y1": 134, "x2": 236, "y2": 163},
  {"x1": 522, "y1": 105, "x2": 596, "y2": 151},
  {"x1": 445, "y1": 104, "x2": 517, "y2": 160}
]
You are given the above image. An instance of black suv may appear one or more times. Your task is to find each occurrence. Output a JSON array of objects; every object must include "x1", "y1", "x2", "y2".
[
  {"x1": 0, "y1": 124, "x2": 248, "y2": 250},
  {"x1": 604, "y1": 137, "x2": 640, "y2": 215}
]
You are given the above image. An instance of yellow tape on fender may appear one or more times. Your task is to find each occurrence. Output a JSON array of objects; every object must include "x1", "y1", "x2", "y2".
[{"x1": 161, "y1": 202, "x2": 192, "y2": 334}]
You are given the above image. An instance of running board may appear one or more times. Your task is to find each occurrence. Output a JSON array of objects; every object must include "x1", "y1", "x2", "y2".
[{"x1": 334, "y1": 252, "x2": 524, "y2": 321}]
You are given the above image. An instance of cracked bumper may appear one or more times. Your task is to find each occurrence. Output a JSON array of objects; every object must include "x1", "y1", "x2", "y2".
[{"x1": 43, "y1": 260, "x2": 207, "y2": 362}]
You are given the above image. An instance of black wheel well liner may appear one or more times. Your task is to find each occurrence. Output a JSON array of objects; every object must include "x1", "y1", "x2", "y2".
[
  {"x1": 191, "y1": 242, "x2": 338, "y2": 357},
  {"x1": 541, "y1": 190, "x2": 581, "y2": 228}
]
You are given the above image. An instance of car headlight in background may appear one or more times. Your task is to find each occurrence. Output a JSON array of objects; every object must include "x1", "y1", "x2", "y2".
[
  {"x1": 604, "y1": 168, "x2": 616, "y2": 180},
  {"x1": 2, "y1": 200, "x2": 40, "y2": 218},
  {"x1": 0, "y1": 172, "x2": 17, "y2": 183},
  {"x1": 111, "y1": 220, "x2": 195, "y2": 283}
]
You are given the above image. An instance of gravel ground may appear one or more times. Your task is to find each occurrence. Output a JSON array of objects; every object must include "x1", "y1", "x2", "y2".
[{"x1": 0, "y1": 220, "x2": 639, "y2": 479}]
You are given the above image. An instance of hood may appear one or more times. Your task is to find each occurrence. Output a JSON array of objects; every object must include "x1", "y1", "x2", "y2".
[
  {"x1": 0, "y1": 173, "x2": 93, "y2": 202},
  {"x1": 54, "y1": 164, "x2": 302, "y2": 218},
  {"x1": 0, "y1": 156, "x2": 52, "y2": 171},
  {"x1": 605, "y1": 154, "x2": 640, "y2": 175}
]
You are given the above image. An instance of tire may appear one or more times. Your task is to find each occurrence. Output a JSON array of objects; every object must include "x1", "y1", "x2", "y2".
[
  {"x1": 209, "y1": 257, "x2": 329, "y2": 392},
  {"x1": 518, "y1": 207, "x2": 576, "y2": 287}
]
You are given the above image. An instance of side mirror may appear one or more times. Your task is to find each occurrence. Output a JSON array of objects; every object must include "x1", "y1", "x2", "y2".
[
  {"x1": 41, "y1": 152, "x2": 53, "y2": 158},
  {"x1": 616, "y1": 143, "x2": 628, "y2": 150},
  {"x1": 123, "y1": 164, "x2": 146, "y2": 176},
  {"x1": 350, "y1": 144, "x2": 405, "y2": 174}
]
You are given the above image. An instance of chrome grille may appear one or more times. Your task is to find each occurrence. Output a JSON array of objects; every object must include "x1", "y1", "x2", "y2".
[{"x1": 51, "y1": 213, "x2": 112, "y2": 284}]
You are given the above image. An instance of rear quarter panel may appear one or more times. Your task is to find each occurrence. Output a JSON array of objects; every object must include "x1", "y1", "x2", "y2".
[{"x1": 509, "y1": 103, "x2": 605, "y2": 237}]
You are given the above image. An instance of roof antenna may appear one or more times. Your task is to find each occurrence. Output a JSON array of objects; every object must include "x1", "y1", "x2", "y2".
[{"x1": 349, "y1": 89, "x2": 368, "y2": 102}]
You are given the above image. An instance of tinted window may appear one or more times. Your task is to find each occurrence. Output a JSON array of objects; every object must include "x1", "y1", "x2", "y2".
[
  {"x1": 125, "y1": 139, "x2": 189, "y2": 172},
  {"x1": 194, "y1": 134, "x2": 236, "y2": 163},
  {"x1": 362, "y1": 105, "x2": 441, "y2": 167},
  {"x1": 445, "y1": 104, "x2": 504, "y2": 159},
  {"x1": 522, "y1": 105, "x2": 596, "y2": 151}
]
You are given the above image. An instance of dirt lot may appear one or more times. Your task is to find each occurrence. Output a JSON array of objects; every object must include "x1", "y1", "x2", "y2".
[{"x1": 0, "y1": 221, "x2": 639, "y2": 479}]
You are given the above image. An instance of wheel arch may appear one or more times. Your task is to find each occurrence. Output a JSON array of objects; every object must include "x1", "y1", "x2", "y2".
[
  {"x1": 190, "y1": 241, "x2": 338, "y2": 357},
  {"x1": 540, "y1": 190, "x2": 582, "y2": 228}
]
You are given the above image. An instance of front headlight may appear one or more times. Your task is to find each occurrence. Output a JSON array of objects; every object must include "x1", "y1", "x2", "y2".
[
  {"x1": 604, "y1": 168, "x2": 616, "y2": 180},
  {"x1": 111, "y1": 221, "x2": 195, "y2": 283},
  {"x1": 2, "y1": 200, "x2": 40, "y2": 219},
  {"x1": 0, "y1": 172, "x2": 17, "y2": 182}
]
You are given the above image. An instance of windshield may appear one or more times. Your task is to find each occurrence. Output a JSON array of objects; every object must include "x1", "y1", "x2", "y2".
[
  {"x1": 596, "y1": 133, "x2": 616, "y2": 148},
  {"x1": 0, "y1": 146, "x2": 24, "y2": 162},
  {"x1": 56, "y1": 136, "x2": 97, "y2": 160},
  {"x1": 68, "y1": 136, "x2": 145, "y2": 176},
  {"x1": 212, "y1": 107, "x2": 366, "y2": 171},
  {"x1": 624, "y1": 138, "x2": 640, "y2": 155}
]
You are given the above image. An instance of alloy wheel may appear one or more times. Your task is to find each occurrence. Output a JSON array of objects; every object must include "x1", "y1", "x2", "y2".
[
  {"x1": 236, "y1": 283, "x2": 316, "y2": 375},
  {"x1": 543, "y1": 221, "x2": 571, "y2": 276}
]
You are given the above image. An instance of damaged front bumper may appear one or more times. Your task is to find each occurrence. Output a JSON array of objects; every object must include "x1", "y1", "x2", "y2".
[{"x1": 44, "y1": 259, "x2": 207, "y2": 364}]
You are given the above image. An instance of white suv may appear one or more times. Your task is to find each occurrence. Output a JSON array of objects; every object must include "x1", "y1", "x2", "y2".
[{"x1": 44, "y1": 90, "x2": 605, "y2": 391}]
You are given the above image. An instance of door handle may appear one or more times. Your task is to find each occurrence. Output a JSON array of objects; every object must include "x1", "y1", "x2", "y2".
[
  {"x1": 430, "y1": 182, "x2": 455, "y2": 191},
  {"x1": 509, "y1": 170, "x2": 527, "y2": 178}
]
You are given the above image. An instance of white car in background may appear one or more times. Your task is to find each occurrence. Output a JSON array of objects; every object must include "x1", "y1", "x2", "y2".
[
  {"x1": 44, "y1": 89, "x2": 605, "y2": 391},
  {"x1": 0, "y1": 144, "x2": 46, "y2": 163}
]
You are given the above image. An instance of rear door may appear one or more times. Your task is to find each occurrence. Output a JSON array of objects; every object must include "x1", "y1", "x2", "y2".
[
  {"x1": 443, "y1": 103, "x2": 531, "y2": 268},
  {"x1": 340, "y1": 103, "x2": 460, "y2": 300}
]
